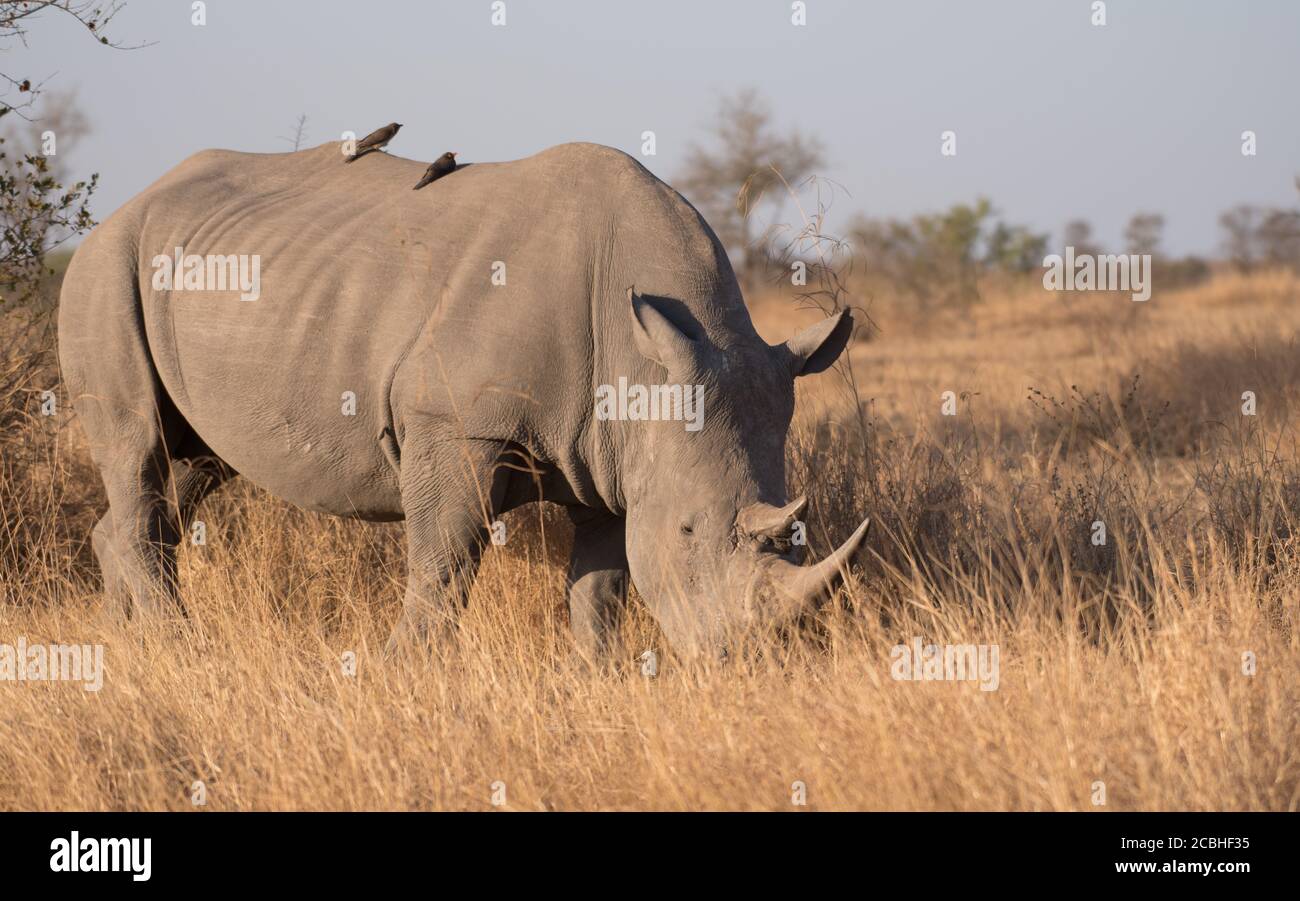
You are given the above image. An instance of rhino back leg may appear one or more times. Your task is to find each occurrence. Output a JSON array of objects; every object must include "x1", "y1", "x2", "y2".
[
  {"x1": 59, "y1": 230, "x2": 212, "y2": 617},
  {"x1": 565, "y1": 508, "x2": 628, "y2": 661},
  {"x1": 385, "y1": 432, "x2": 511, "y2": 657},
  {"x1": 90, "y1": 452, "x2": 235, "y2": 608},
  {"x1": 74, "y1": 399, "x2": 186, "y2": 616},
  {"x1": 92, "y1": 450, "x2": 235, "y2": 609}
]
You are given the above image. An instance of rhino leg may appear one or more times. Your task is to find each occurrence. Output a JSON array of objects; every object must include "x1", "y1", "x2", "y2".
[
  {"x1": 91, "y1": 450, "x2": 234, "y2": 617},
  {"x1": 565, "y1": 508, "x2": 628, "y2": 661},
  {"x1": 385, "y1": 434, "x2": 510, "y2": 657},
  {"x1": 61, "y1": 237, "x2": 217, "y2": 619},
  {"x1": 91, "y1": 512, "x2": 126, "y2": 604},
  {"x1": 87, "y1": 420, "x2": 186, "y2": 617}
]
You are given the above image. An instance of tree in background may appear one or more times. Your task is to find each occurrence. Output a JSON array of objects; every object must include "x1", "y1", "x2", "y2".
[
  {"x1": 1120, "y1": 211, "x2": 1214, "y2": 291},
  {"x1": 0, "y1": 1, "x2": 139, "y2": 306},
  {"x1": 0, "y1": 97, "x2": 98, "y2": 306},
  {"x1": 1216, "y1": 194, "x2": 1300, "y2": 274},
  {"x1": 1123, "y1": 212, "x2": 1165, "y2": 258},
  {"x1": 986, "y1": 221, "x2": 1049, "y2": 274},
  {"x1": 1219, "y1": 205, "x2": 1265, "y2": 272},
  {"x1": 1257, "y1": 208, "x2": 1300, "y2": 270},
  {"x1": 851, "y1": 199, "x2": 1048, "y2": 308},
  {"x1": 1062, "y1": 219, "x2": 1102, "y2": 257},
  {"x1": 678, "y1": 88, "x2": 824, "y2": 287},
  {"x1": 0, "y1": 96, "x2": 97, "y2": 304}
]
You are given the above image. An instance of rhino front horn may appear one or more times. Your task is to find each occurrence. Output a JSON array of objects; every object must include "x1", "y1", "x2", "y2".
[{"x1": 758, "y1": 517, "x2": 871, "y2": 618}]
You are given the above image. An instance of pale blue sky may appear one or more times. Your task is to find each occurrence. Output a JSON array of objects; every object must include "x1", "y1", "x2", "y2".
[{"x1": 8, "y1": 0, "x2": 1299, "y2": 255}]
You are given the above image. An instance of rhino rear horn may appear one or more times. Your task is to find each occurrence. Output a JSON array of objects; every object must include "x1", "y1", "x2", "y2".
[{"x1": 737, "y1": 496, "x2": 808, "y2": 538}]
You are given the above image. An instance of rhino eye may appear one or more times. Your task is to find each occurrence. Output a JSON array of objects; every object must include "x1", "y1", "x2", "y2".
[{"x1": 679, "y1": 521, "x2": 695, "y2": 536}]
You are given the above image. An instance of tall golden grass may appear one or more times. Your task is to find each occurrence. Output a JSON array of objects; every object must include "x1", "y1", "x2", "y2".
[{"x1": 1, "y1": 269, "x2": 1297, "y2": 810}]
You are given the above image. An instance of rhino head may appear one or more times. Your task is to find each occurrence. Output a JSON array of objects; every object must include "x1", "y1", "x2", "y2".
[{"x1": 618, "y1": 290, "x2": 870, "y2": 655}]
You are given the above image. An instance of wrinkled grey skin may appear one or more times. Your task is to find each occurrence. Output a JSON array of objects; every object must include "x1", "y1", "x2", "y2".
[{"x1": 58, "y1": 141, "x2": 869, "y2": 658}]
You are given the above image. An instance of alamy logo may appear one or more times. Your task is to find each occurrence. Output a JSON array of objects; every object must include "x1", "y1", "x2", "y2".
[
  {"x1": 890, "y1": 637, "x2": 1000, "y2": 691},
  {"x1": 50, "y1": 832, "x2": 151, "y2": 882},
  {"x1": 151, "y1": 245, "x2": 262, "y2": 301},
  {"x1": 0, "y1": 638, "x2": 103, "y2": 691},
  {"x1": 1042, "y1": 246, "x2": 1151, "y2": 302},
  {"x1": 594, "y1": 377, "x2": 704, "y2": 432}
]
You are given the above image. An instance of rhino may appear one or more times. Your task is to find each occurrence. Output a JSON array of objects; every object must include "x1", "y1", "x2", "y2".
[{"x1": 57, "y1": 140, "x2": 869, "y2": 658}]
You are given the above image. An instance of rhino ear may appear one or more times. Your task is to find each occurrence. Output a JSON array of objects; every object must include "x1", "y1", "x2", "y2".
[
  {"x1": 784, "y1": 309, "x2": 854, "y2": 377},
  {"x1": 629, "y1": 288, "x2": 698, "y2": 370}
]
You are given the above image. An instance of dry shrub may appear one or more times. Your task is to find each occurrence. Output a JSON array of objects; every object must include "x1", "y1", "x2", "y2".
[
  {"x1": 0, "y1": 307, "x2": 101, "y2": 602},
  {"x1": 0, "y1": 272, "x2": 1298, "y2": 810}
]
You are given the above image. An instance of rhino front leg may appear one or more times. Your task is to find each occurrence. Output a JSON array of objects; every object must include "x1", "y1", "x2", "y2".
[
  {"x1": 386, "y1": 435, "x2": 509, "y2": 657},
  {"x1": 565, "y1": 508, "x2": 629, "y2": 661}
]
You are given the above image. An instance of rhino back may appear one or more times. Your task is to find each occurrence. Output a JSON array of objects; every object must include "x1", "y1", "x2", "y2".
[{"x1": 70, "y1": 141, "x2": 748, "y2": 517}]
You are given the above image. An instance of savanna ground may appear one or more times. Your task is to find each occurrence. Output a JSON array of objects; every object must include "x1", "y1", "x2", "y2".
[{"x1": 1, "y1": 261, "x2": 1298, "y2": 811}]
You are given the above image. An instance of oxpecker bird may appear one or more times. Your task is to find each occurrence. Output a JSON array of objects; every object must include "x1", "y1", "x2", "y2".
[
  {"x1": 345, "y1": 122, "x2": 402, "y2": 161},
  {"x1": 413, "y1": 152, "x2": 459, "y2": 190}
]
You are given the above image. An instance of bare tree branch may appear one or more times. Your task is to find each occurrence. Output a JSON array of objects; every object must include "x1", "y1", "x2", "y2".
[
  {"x1": 279, "y1": 113, "x2": 309, "y2": 152},
  {"x1": 0, "y1": 0, "x2": 152, "y2": 116}
]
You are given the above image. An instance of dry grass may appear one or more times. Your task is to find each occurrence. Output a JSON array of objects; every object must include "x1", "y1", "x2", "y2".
[{"x1": 1, "y1": 269, "x2": 1298, "y2": 810}]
